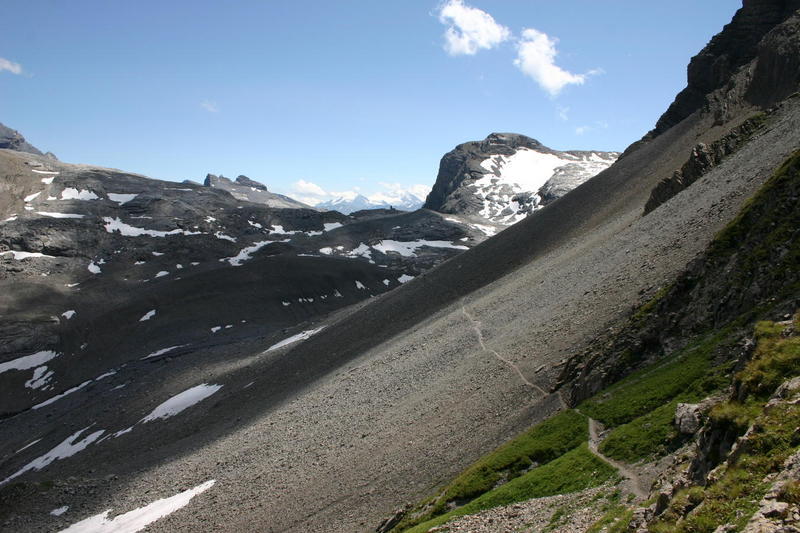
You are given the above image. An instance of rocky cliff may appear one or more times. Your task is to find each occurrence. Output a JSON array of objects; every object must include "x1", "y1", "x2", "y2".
[{"x1": 423, "y1": 133, "x2": 618, "y2": 226}]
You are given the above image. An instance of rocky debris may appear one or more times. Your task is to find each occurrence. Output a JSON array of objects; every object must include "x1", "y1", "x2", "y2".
[
  {"x1": 742, "y1": 449, "x2": 800, "y2": 531},
  {"x1": 0, "y1": 122, "x2": 43, "y2": 155},
  {"x1": 644, "y1": 112, "x2": 770, "y2": 214},
  {"x1": 423, "y1": 132, "x2": 617, "y2": 224},
  {"x1": 202, "y1": 173, "x2": 313, "y2": 209},
  {"x1": 405, "y1": 484, "x2": 615, "y2": 533}
]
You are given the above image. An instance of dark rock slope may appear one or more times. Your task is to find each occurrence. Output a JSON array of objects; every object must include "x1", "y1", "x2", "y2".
[
  {"x1": 0, "y1": 148, "x2": 479, "y2": 419},
  {"x1": 423, "y1": 133, "x2": 617, "y2": 226}
]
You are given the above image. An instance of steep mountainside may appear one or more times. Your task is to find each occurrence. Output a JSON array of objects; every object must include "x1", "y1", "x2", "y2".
[
  {"x1": 423, "y1": 133, "x2": 618, "y2": 225},
  {"x1": 1, "y1": 2, "x2": 798, "y2": 532}
]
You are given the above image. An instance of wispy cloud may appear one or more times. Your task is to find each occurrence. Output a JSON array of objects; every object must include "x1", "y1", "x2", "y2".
[
  {"x1": 575, "y1": 125, "x2": 590, "y2": 135},
  {"x1": 514, "y1": 28, "x2": 593, "y2": 97},
  {"x1": 437, "y1": 0, "x2": 511, "y2": 56},
  {"x1": 0, "y1": 57, "x2": 23, "y2": 75},
  {"x1": 556, "y1": 105, "x2": 570, "y2": 121},
  {"x1": 200, "y1": 100, "x2": 219, "y2": 113}
]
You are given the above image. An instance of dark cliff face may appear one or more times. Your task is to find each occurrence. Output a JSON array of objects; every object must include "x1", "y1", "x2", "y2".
[
  {"x1": 647, "y1": 0, "x2": 800, "y2": 140},
  {"x1": 423, "y1": 133, "x2": 545, "y2": 213},
  {"x1": 0, "y1": 122, "x2": 44, "y2": 156}
]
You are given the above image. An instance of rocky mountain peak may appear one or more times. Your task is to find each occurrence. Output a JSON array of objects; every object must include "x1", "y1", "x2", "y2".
[
  {"x1": 424, "y1": 133, "x2": 618, "y2": 226},
  {"x1": 234, "y1": 175, "x2": 268, "y2": 191}
]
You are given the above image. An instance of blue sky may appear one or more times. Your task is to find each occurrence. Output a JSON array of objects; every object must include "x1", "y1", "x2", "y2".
[{"x1": 1, "y1": 1, "x2": 741, "y2": 204}]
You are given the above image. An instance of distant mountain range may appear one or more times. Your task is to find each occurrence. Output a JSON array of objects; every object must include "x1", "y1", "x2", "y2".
[{"x1": 315, "y1": 191, "x2": 426, "y2": 214}]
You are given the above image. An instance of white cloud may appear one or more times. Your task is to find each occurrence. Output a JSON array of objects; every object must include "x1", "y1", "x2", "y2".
[
  {"x1": 438, "y1": 0, "x2": 511, "y2": 56},
  {"x1": 575, "y1": 125, "x2": 590, "y2": 135},
  {"x1": 293, "y1": 179, "x2": 327, "y2": 197},
  {"x1": 514, "y1": 28, "x2": 592, "y2": 96},
  {"x1": 0, "y1": 57, "x2": 23, "y2": 75},
  {"x1": 200, "y1": 100, "x2": 219, "y2": 113},
  {"x1": 556, "y1": 105, "x2": 570, "y2": 121}
]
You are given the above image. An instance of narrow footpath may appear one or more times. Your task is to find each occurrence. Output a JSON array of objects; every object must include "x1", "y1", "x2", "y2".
[{"x1": 587, "y1": 417, "x2": 648, "y2": 499}]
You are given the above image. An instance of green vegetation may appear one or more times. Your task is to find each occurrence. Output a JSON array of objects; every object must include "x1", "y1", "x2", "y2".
[
  {"x1": 586, "y1": 504, "x2": 634, "y2": 533},
  {"x1": 650, "y1": 318, "x2": 800, "y2": 532},
  {"x1": 579, "y1": 332, "x2": 720, "y2": 428},
  {"x1": 599, "y1": 400, "x2": 682, "y2": 462},
  {"x1": 736, "y1": 320, "x2": 800, "y2": 400},
  {"x1": 390, "y1": 410, "x2": 588, "y2": 531},
  {"x1": 405, "y1": 444, "x2": 619, "y2": 533}
]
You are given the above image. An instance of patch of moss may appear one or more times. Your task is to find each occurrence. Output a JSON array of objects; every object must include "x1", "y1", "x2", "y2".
[{"x1": 405, "y1": 444, "x2": 619, "y2": 533}]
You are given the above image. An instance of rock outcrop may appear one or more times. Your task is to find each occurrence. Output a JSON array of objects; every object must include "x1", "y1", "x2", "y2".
[
  {"x1": 644, "y1": 111, "x2": 771, "y2": 214},
  {"x1": 202, "y1": 173, "x2": 312, "y2": 209}
]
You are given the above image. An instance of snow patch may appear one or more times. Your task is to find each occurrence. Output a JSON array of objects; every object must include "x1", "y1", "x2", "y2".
[
  {"x1": 62, "y1": 310, "x2": 76, "y2": 320},
  {"x1": 25, "y1": 366, "x2": 54, "y2": 389},
  {"x1": 1, "y1": 250, "x2": 55, "y2": 260},
  {"x1": 103, "y1": 217, "x2": 201, "y2": 238},
  {"x1": 398, "y1": 274, "x2": 415, "y2": 283},
  {"x1": 107, "y1": 193, "x2": 138, "y2": 205},
  {"x1": 24, "y1": 191, "x2": 41, "y2": 202},
  {"x1": 139, "y1": 310, "x2": 156, "y2": 322},
  {"x1": 32, "y1": 380, "x2": 92, "y2": 410},
  {"x1": 51, "y1": 506, "x2": 69, "y2": 517},
  {"x1": 140, "y1": 384, "x2": 223, "y2": 423},
  {"x1": 57, "y1": 480, "x2": 215, "y2": 533},
  {"x1": 265, "y1": 327, "x2": 325, "y2": 352},
  {"x1": 1, "y1": 427, "x2": 105, "y2": 486},
  {"x1": 60, "y1": 188, "x2": 98, "y2": 201},
  {"x1": 0, "y1": 351, "x2": 60, "y2": 374},
  {"x1": 41, "y1": 176, "x2": 55, "y2": 184},
  {"x1": 372, "y1": 239, "x2": 468, "y2": 257},
  {"x1": 88, "y1": 262, "x2": 101, "y2": 274},
  {"x1": 37, "y1": 212, "x2": 84, "y2": 219},
  {"x1": 141, "y1": 345, "x2": 187, "y2": 360},
  {"x1": 222, "y1": 240, "x2": 270, "y2": 266}
]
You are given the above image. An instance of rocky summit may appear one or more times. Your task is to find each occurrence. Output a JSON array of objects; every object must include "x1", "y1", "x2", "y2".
[
  {"x1": 202, "y1": 173, "x2": 313, "y2": 210},
  {"x1": 423, "y1": 132, "x2": 618, "y2": 226}
]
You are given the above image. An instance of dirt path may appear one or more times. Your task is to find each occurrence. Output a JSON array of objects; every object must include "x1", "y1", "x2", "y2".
[
  {"x1": 461, "y1": 298, "x2": 547, "y2": 396},
  {"x1": 586, "y1": 417, "x2": 648, "y2": 499}
]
